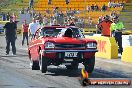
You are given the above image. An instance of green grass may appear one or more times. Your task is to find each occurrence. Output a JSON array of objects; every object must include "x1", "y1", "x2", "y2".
[{"x1": 0, "y1": 0, "x2": 28, "y2": 16}]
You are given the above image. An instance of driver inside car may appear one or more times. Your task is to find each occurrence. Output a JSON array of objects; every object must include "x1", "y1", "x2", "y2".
[
  {"x1": 64, "y1": 28, "x2": 73, "y2": 37},
  {"x1": 58, "y1": 28, "x2": 73, "y2": 37}
]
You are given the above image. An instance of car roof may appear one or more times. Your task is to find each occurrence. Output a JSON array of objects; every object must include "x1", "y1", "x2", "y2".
[
  {"x1": 43, "y1": 26, "x2": 78, "y2": 29},
  {"x1": 43, "y1": 26, "x2": 66, "y2": 29}
]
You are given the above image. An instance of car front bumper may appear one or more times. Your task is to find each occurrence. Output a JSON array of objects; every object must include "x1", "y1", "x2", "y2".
[
  {"x1": 43, "y1": 49, "x2": 98, "y2": 52},
  {"x1": 41, "y1": 49, "x2": 98, "y2": 59}
]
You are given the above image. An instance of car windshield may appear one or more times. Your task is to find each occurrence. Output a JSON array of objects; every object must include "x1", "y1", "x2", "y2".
[
  {"x1": 40, "y1": 27, "x2": 84, "y2": 38},
  {"x1": 71, "y1": 28, "x2": 85, "y2": 38}
]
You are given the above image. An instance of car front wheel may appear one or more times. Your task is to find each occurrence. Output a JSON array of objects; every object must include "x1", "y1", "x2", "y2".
[
  {"x1": 39, "y1": 50, "x2": 48, "y2": 73},
  {"x1": 84, "y1": 56, "x2": 95, "y2": 73},
  {"x1": 30, "y1": 60, "x2": 40, "y2": 70}
]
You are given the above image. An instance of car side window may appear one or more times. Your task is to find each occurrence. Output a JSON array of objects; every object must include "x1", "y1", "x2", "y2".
[
  {"x1": 44, "y1": 30, "x2": 54, "y2": 37},
  {"x1": 70, "y1": 28, "x2": 85, "y2": 38}
]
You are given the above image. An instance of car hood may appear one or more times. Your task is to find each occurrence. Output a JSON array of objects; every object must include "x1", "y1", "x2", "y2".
[{"x1": 42, "y1": 37, "x2": 96, "y2": 44}]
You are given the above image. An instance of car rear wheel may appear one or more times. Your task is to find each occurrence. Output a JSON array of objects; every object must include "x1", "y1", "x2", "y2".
[
  {"x1": 39, "y1": 51, "x2": 48, "y2": 73},
  {"x1": 84, "y1": 56, "x2": 95, "y2": 73}
]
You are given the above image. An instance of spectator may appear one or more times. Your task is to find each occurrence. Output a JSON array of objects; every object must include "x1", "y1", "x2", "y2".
[
  {"x1": 6, "y1": 12, "x2": 10, "y2": 21},
  {"x1": 53, "y1": 6, "x2": 58, "y2": 14},
  {"x1": 65, "y1": 0, "x2": 69, "y2": 5},
  {"x1": 80, "y1": 17, "x2": 84, "y2": 28},
  {"x1": 54, "y1": 11, "x2": 59, "y2": 21},
  {"x1": 25, "y1": 7, "x2": 30, "y2": 13},
  {"x1": 1, "y1": 12, "x2": 6, "y2": 21},
  {"x1": 76, "y1": 16, "x2": 82, "y2": 28},
  {"x1": 120, "y1": 1, "x2": 125, "y2": 8},
  {"x1": 76, "y1": 9, "x2": 80, "y2": 14},
  {"x1": 110, "y1": 16, "x2": 125, "y2": 54},
  {"x1": 22, "y1": 20, "x2": 29, "y2": 46},
  {"x1": 31, "y1": 10, "x2": 36, "y2": 18},
  {"x1": 69, "y1": 8, "x2": 74, "y2": 16},
  {"x1": 110, "y1": 10, "x2": 118, "y2": 19},
  {"x1": 28, "y1": 18, "x2": 38, "y2": 38},
  {"x1": 58, "y1": 11, "x2": 64, "y2": 25},
  {"x1": 66, "y1": 8, "x2": 70, "y2": 16},
  {"x1": 36, "y1": 19, "x2": 41, "y2": 29},
  {"x1": 88, "y1": 17, "x2": 92, "y2": 27},
  {"x1": 97, "y1": 15, "x2": 112, "y2": 37},
  {"x1": 21, "y1": 8, "x2": 25, "y2": 14},
  {"x1": 102, "y1": 4, "x2": 107, "y2": 11},
  {"x1": 86, "y1": 4, "x2": 91, "y2": 12},
  {"x1": 12, "y1": 13, "x2": 17, "y2": 23},
  {"x1": 116, "y1": 1, "x2": 120, "y2": 7},
  {"x1": 112, "y1": 1, "x2": 116, "y2": 8},
  {"x1": 52, "y1": 19, "x2": 58, "y2": 25},
  {"x1": 36, "y1": 12, "x2": 43, "y2": 23},
  {"x1": 33, "y1": 12, "x2": 38, "y2": 18},
  {"x1": 91, "y1": 4, "x2": 94, "y2": 11},
  {"x1": 73, "y1": 9, "x2": 77, "y2": 14},
  {"x1": 48, "y1": 0, "x2": 51, "y2": 5},
  {"x1": 98, "y1": 17, "x2": 102, "y2": 23},
  {"x1": 96, "y1": 18, "x2": 103, "y2": 34},
  {"x1": 66, "y1": 19, "x2": 70, "y2": 26},
  {"x1": 99, "y1": 15, "x2": 104, "y2": 22},
  {"x1": 69, "y1": 18, "x2": 75, "y2": 26},
  {"x1": 42, "y1": 15, "x2": 48, "y2": 26},
  {"x1": 4, "y1": 17, "x2": 17, "y2": 55},
  {"x1": 29, "y1": 0, "x2": 34, "y2": 9},
  {"x1": 74, "y1": 16, "x2": 78, "y2": 22},
  {"x1": 108, "y1": 0, "x2": 112, "y2": 8},
  {"x1": 94, "y1": 4, "x2": 99, "y2": 11},
  {"x1": 46, "y1": 8, "x2": 50, "y2": 14}
]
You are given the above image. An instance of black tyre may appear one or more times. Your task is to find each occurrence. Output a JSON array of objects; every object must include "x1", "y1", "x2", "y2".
[
  {"x1": 84, "y1": 56, "x2": 95, "y2": 73},
  {"x1": 39, "y1": 51, "x2": 48, "y2": 73},
  {"x1": 30, "y1": 60, "x2": 40, "y2": 70},
  {"x1": 29, "y1": 51, "x2": 40, "y2": 70}
]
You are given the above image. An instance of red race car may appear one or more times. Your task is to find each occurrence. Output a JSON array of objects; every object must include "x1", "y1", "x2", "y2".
[{"x1": 28, "y1": 26, "x2": 97, "y2": 73}]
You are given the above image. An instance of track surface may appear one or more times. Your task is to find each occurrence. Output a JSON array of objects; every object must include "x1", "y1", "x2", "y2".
[{"x1": 0, "y1": 36, "x2": 132, "y2": 88}]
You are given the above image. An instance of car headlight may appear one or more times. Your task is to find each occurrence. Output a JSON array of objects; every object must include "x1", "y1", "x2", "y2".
[
  {"x1": 45, "y1": 42, "x2": 55, "y2": 49},
  {"x1": 86, "y1": 42, "x2": 97, "y2": 48}
]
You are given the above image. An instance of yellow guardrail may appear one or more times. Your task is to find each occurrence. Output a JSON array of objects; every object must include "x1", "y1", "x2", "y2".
[
  {"x1": 122, "y1": 30, "x2": 132, "y2": 35},
  {"x1": 83, "y1": 28, "x2": 97, "y2": 33},
  {"x1": 121, "y1": 46, "x2": 132, "y2": 63},
  {"x1": 83, "y1": 28, "x2": 132, "y2": 35},
  {"x1": 0, "y1": 21, "x2": 9, "y2": 24},
  {"x1": 85, "y1": 36, "x2": 118, "y2": 59}
]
